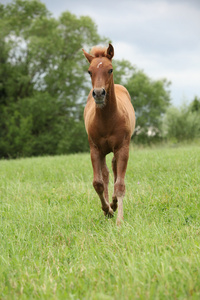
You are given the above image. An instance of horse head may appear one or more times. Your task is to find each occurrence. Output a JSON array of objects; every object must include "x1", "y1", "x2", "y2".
[{"x1": 83, "y1": 44, "x2": 114, "y2": 107}]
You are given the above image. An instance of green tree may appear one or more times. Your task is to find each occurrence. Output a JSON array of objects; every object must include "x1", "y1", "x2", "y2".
[
  {"x1": 162, "y1": 103, "x2": 200, "y2": 142},
  {"x1": 0, "y1": 0, "x2": 104, "y2": 158},
  {"x1": 190, "y1": 96, "x2": 200, "y2": 112},
  {"x1": 113, "y1": 59, "x2": 135, "y2": 85},
  {"x1": 124, "y1": 70, "x2": 171, "y2": 142}
]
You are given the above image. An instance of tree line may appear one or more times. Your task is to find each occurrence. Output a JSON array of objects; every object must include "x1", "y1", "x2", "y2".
[{"x1": 0, "y1": 0, "x2": 199, "y2": 158}]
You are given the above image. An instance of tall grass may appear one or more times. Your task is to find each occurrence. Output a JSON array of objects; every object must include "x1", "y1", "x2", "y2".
[{"x1": 0, "y1": 145, "x2": 200, "y2": 299}]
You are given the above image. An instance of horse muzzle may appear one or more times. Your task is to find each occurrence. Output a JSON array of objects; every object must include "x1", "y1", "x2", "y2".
[{"x1": 92, "y1": 88, "x2": 106, "y2": 105}]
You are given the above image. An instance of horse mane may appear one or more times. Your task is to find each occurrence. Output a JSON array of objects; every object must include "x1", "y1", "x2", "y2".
[{"x1": 90, "y1": 46, "x2": 107, "y2": 58}]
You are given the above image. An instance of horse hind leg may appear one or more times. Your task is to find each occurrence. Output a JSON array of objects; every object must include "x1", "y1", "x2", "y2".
[
  {"x1": 110, "y1": 156, "x2": 118, "y2": 212},
  {"x1": 113, "y1": 145, "x2": 129, "y2": 226}
]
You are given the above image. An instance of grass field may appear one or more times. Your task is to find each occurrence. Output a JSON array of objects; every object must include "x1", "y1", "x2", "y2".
[{"x1": 0, "y1": 144, "x2": 200, "y2": 299}]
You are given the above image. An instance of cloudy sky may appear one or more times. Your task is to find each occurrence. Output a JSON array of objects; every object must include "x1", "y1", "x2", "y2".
[{"x1": 3, "y1": 0, "x2": 200, "y2": 106}]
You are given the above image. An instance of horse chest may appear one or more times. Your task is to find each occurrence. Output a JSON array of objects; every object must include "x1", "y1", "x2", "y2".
[
  {"x1": 94, "y1": 135, "x2": 115, "y2": 154},
  {"x1": 89, "y1": 126, "x2": 126, "y2": 154}
]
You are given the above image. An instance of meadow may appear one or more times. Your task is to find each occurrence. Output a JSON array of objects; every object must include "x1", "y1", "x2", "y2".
[{"x1": 0, "y1": 144, "x2": 200, "y2": 299}]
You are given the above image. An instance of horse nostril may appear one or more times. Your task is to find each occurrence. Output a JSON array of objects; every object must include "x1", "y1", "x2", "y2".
[
  {"x1": 102, "y1": 89, "x2": 106, "y2": 96},
  {"x1": 92, "y1": 90, "x2": 96, "y2": 98}
]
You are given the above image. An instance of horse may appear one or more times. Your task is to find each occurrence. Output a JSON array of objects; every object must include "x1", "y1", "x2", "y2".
[{"x1": 82, "y1": 43, "x2": 135, "y2": 225}]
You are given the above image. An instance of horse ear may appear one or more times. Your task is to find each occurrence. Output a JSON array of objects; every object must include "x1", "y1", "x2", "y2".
[
  {"x1": 82, "y1": 49, "x2": 94, "y2": 63},
  {"x1": 106, "y1": 43, "x2": 114, "y2": 60}
]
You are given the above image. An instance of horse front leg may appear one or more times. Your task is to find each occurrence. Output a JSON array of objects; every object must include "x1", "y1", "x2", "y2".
[
  {"x1": 112, "y1": 144, "x2": 130, "y2": 225},
  {"x1": 90, "y1": 147, "x2": 113, "y2": 218}
]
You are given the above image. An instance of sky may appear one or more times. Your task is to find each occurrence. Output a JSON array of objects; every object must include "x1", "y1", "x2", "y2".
[{"x1": 2, "y1": 0, "x2": 200, "y2": 106}]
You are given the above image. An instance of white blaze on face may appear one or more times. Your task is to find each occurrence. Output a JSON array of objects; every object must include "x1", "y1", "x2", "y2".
[{"x1": 97, "y1": 62, "x2": 103, "y2": 68}]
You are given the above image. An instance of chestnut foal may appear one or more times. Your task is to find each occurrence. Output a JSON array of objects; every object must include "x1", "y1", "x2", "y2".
[{"x1": 83, "y1": 44, "x2": 135, "y2": 225}]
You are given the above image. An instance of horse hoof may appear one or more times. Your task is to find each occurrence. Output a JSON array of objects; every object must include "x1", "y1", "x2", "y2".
[{"x1": 103, "y1": 207, "x2": 114, "y2": 218}]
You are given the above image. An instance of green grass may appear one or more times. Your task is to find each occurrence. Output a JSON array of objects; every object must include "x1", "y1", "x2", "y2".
[{"x1": 0, "y1": 144, "x2": 200, "y2": 299}]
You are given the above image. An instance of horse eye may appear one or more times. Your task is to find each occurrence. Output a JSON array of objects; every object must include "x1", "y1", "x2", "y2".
[
  {"x1": 88, "y1": 70, "x2": 92, "y2": 76},
  {"x1": 108, "y1": 69, "x2": 113, "y2": 74}
]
